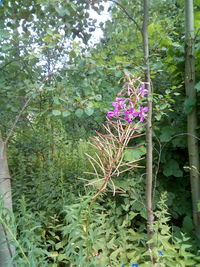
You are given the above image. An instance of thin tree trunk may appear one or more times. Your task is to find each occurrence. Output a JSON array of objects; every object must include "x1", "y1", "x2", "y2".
[
  {"x1": 142, "y1": 0, "x2": 154, "y2": 248},
  {"x1": 111, "y1": 0, "x2": 154, "y2": 251},
  {"x1": 0, "y1": 132, "x2": 15, "y2": 266},
  {"x1": 185, "y1": 0, "x2": 200, "y2": 240}
]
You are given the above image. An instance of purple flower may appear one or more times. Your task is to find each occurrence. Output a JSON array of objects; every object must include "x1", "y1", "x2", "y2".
[
  {"x1": 107, "y1": 98, "x2": 127, "y2": 119},
  {"x1": 116, "y1": 97, "x2": 126, "y2": 109},
  {"x1": 107, "y1": 108, "x2": 120, "y2": 118},
  {"x1": 137, "y1": 84, "x2": 148, "y2": 98},
  {"x1": 107, "y1": 79, "x2": 148, "y2": 124},
  {"x1": 133, "y1": 106, "x2": 148, "y2": 122},
  {"x1": 112, "y1": 98, "x2": 126, "y2": 110},
  {"x1": 107, "y1": 111, "x2": 115, "y2": 117},
  {"x1": 124, "y1": 107, "x2": 135, "y2": 123},
  {"x1": 112, "y1": 102, "x2": 118, "y2": 108}
]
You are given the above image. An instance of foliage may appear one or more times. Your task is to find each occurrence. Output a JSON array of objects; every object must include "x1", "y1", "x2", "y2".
[
  {"x1": 2, "y1": 185, "x2": 200, "y2": 266},
  {"x1": 1, "y1": 0, "x2": 200, "y2": 265}
]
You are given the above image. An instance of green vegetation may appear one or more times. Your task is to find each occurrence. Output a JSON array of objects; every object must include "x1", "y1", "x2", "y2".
[{"x1": 1, "y1": 0, "x2": 200, "y2": 266}]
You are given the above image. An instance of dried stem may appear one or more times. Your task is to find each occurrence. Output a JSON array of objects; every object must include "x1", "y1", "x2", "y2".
[{"x1": 85, "y1": 119, "x2": 145, "y2": 199}]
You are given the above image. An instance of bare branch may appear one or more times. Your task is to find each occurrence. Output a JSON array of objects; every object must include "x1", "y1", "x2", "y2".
[
  {"x1": 4, "y1": 84, "x2": 44, "y2": 144},
  {"x1": 5, "y1": 97, "x2": 32, "y2": 145},
  {"x1": 109, "y1": 0, "x2": 142, "y2": 33}
]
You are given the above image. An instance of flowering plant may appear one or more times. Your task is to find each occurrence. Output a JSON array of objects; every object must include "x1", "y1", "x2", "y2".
[
  {"x1": 84, "y1": 75, "x2": 149, "y2": 198},
  {"x1": 107, "y1": 76, "x2": 148, "y2": 123}
]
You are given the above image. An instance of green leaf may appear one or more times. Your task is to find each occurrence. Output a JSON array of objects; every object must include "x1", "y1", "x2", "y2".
[
  {"x1": 52, "y1": 110, "x2": 61, "y2": 116},
  {"x1": 2, "y1": 44, "x2": 11, "y2": 52},
  {"x1": 182, "y1": 216, "x2": 194, "y2": 233},
  {"x1": 46, "y1": 28, "x2": 53, "y2": 35},
  {"x1": 55, "y1": 7, "x2": 67, "y2": 17},
  {"x1": 183, "y1": 98, "x2": 196, "y2": 114},
  {"x1": 0, "y1": 30, "x2": 10, "y2": 40},
  {"x1": 160, "y1": 126, "x2": 174, "y2": 142},
  {"x1": 110, "y1": 247, "x2": 122, "y2": 260},
  {"x1": 115, "y1": 70, "x2": 122, "y2": 77},
  {"x1": 55, "y1": 242, "x2": 63, "y2": 250},
  {"x1": 155, "y1": 113, "x2": 162, "y2": 121},
  {"x1": 163, "y1": 159, "x2": 183, "y2": 177},
  {"x1": 124, "y1": 146, "x2": 146, "y2": 162},
  {"x1": 129, "y1": 211, "x2": 139, "y2": 220},
  {"x1": 53, "y1": 96, "x2": 60, "y2": 105},
  {"x1": 75, "y1": 108, "x2": 83, "y2": 118},
  {"x1": 84, "y1": 106, "x2": 94, "y2": 116},
  {"x1": 43, "y1": 35, "x2": 52, "y2": 43},
  {"x1": 58, "y1": 254, "x2": 68, "y2": 261},
  {"x1": 62, "y1": 111, "x2": 71, "y2": 117},
  {"x1": 88, "y1": 179, "x2": 105, "y2": 190},
  {"x1": 195, "y1": 81, "x2": 200, "y2": 92}
]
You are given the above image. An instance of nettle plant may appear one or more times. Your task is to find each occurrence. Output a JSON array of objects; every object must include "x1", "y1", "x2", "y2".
[{"x1": 84, "y1": 75, "x2": 149, "y2": 198}]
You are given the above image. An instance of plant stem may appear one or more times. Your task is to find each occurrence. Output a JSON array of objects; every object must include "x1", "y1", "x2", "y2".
[
  {"x1": 142, "y1": 0, "x2": 154, "y2": 255},
  {"x1": 185, "y1": 0, "x2": 200, "y2": 241}
]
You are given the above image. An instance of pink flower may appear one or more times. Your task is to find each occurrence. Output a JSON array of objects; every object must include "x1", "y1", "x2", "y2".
[
  {"x1": 133, "y1": 106, "x2": 148, "y2": 122},
  {"x1": 112, "y1": 98, "x2": 126, "y2": 110},
  {"x1": 124, "y1": 107, "x2": 135, "y2": 123},
  {"x1": 107, "y1": 109, "x2": 120, "y2": 118},
  {"x1": 116, "y1": 97, "x2": 126, "y2": 109},
  {"x1": 137, "y1": 84, "x2": 148, "y2": 98},
  {"x1": 107, "y1": 79, "x2": 149, "y2": 124}
]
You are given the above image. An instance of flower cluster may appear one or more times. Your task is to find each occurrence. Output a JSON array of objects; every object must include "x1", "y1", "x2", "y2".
[{"x1": 107, "y1": 77, "x2": 149, "y2": 124}]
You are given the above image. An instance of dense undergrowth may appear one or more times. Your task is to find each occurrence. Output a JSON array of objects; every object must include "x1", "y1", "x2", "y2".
[
  {"x1": 1, "y1": 130, "x2": 199, "y2": 266},
  {"x1": 1, "y1": 0, "x2": 200, "y2": 266}
]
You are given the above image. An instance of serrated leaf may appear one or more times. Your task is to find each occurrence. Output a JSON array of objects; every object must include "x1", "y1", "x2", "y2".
[{"x1": 110, "y1": 247, "x2": 122, "y2": 260}]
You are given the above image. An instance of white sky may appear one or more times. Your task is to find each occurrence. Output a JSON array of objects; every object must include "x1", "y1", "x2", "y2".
[{"x1": 88, "y1": 2, "x2": 111, "y2": 45}]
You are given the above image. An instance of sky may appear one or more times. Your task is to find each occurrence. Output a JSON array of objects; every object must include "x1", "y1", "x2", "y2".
[{"x1": 88, "y1": 2, "x2": 111, "y2": 45}]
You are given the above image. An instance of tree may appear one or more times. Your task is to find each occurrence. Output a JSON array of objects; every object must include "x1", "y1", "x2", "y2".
[
  {"x1": 142, "y1": 0, "x2": 154, "y2": 252},
  {"x1": 0, "y1": 1, "x2": 107, "y2": 264},
  {"x1": 0, "y1": 131, "x2": 15, "y2": 266},
  {"x1": 185, "y1": 0, "x2": 200, "y2": 241}
]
